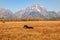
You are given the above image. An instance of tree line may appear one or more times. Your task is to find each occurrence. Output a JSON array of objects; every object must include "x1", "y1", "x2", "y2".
[{"x1": 0, "y1": 18, "x2": 60, "y2": 22}]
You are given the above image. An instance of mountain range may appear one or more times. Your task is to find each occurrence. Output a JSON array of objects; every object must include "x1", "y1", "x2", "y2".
[{"x1": 0, "y1": 4, "x2": 60, "y2": 18}]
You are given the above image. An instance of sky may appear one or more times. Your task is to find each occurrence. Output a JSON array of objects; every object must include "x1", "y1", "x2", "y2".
[{"x1": 0, "y1": 0, "x2": 60, "y2": 12}]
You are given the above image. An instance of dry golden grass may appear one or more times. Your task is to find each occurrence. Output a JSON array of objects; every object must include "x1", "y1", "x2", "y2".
[{"x1": 0, "y1": 21, "x2": 60, "y2": 40}]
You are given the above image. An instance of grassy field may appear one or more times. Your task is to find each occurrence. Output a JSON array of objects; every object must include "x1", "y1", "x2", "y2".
[{"x1": 0, "y1": 21, "x2": 60, "y2": 40}]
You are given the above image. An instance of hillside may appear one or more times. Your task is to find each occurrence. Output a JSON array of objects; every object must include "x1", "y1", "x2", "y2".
[{"x1": 0, "y1": 4, "x2": 60, "y2": 18}]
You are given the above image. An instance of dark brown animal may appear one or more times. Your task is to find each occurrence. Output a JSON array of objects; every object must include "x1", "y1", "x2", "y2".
[
  {"x1": 0, "y1": 20, "x2": 5, "y2": 23},
  {"x1": 2, "y1": 21, "x2": 5, "y2": 23},
  {"x1": 23, "y1": 25, "x2": 33, "y2": 29}
]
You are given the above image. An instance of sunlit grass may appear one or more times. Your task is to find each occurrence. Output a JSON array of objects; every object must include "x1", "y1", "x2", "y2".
[{"x1": 0, "y1": 21, "x2": 60, "y2": 40}]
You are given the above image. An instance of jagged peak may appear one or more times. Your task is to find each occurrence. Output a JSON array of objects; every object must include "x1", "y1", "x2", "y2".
[{"x1": 26, "y1": 4, "x2": 47, "y2": 12}]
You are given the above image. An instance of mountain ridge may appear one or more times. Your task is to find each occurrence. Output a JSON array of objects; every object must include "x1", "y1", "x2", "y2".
[{"x1": 0, "y1": 4, "x2": 60, "y2": 18}]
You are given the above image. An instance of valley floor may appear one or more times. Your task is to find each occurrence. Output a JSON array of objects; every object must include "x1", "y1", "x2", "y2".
[{"x1": 0, "y1": 21, "x2": 60, "y2": 40}]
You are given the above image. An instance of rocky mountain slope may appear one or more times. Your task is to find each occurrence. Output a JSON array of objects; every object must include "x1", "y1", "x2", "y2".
[{"x1": 0, "y1": 4, "x2": 60, "y2": 18}]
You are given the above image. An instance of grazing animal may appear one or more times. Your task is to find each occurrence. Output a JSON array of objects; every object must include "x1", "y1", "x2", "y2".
[
  {"x1": 2, "y1": 21, "x2": 5, "y2": 23},
  {"x1": 2, "y1": 20, "x2": 5, "y2": 23},
  {"x1": 23, "y1": 25, "x2": 33, "y2": 29},
  {"x1": 0, "y1": 20, "x2": 5, "y2": 23}
]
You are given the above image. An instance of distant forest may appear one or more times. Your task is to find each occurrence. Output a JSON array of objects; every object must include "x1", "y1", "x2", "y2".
[{"x1": 0, "y1": 18, "x2": 60, "y2": 22}]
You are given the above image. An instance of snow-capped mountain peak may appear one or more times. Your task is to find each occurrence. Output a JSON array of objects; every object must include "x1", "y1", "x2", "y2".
[
  {"x1": 0, "y1": 4, "x2": 59, "y2": 18},
  {"x1": 30, "y1": 5, "x2": 41, "y2": 12},
  {"x1": 26, "y1": 4, "x2": 47, "y2": 13}
]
